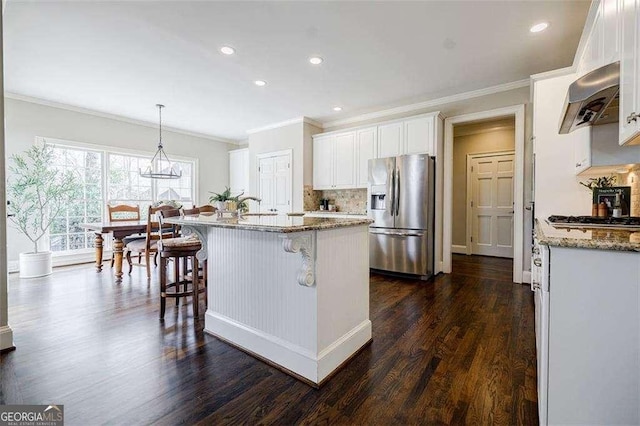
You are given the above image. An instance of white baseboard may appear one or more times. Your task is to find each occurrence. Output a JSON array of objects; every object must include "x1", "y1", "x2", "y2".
[
  {"x1": 0, "y1": 325, "x2": 15, "y2": 351},
  {"x1": 451, "y1": 244, "x2": 467, "y2": 254},
  {"x1": 8, "y1": 251, "x2": 111, "y2": 274},
  {"x1": 317, "y1": 320, "x2": 372, "y2": 382},
  {"x1": 205, "y1": 311, "x2": 371, "y2": 385},
  {"x1": 522, "y1": 270, "x2": 532, "y2": 284}
]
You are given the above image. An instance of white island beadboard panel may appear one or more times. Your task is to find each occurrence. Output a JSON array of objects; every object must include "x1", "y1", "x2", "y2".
[
  {"x1": 203, "y1": 224, "x2": 371, "y2": 384},
  {"x1": 316, "y1": 226, "x2": 371, "y2": 380}
]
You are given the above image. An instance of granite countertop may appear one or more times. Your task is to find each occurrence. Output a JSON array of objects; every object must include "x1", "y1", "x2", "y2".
[
  {"x1": 535, "y1": 219, "x2": 640, "y2": 252},
  {"x1": 164, "y1": 213, "x2": 373, "y2": 233},
  {"x1": 305, "y1": 210, "x2": 368, "y2": 216}
]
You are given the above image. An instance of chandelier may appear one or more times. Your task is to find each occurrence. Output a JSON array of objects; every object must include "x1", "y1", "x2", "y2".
[{"x1": 140, "y1": 104, "x2": 182, "y2": 179}]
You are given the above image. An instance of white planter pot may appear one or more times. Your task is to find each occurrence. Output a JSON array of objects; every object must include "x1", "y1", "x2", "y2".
[{"x1": 19, "y1": 251, "x2": 52, "y2": 278}]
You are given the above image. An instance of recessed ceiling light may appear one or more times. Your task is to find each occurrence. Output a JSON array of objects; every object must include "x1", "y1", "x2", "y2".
[
  {"x1": 333, "y1": 106, "x2": 342, "y2": 112},
  {"x1": 220, "y1": 46, "x2": 235, "y2": 55},
  {"x1": 309, "y1": 56, "x2": 323, "y2": 65},
  {"x1": 530, "y1": 22, "x2": 549, "y2": 33},
  {"x1": 254, "y1": 80, "x2": 267, "y2": 87}
]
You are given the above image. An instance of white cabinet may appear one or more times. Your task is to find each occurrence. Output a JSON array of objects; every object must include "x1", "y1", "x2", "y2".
[
  {"x1": 574, "y1": 136, "x2": 591, "y2": 174},
  {"x1": 404, "y1": 116, "x2": 434, "y2": 155},
  {"x1": 619, "y1": 0, "x2": 640, "y2": 145},
  {"x1": 229, "y1": 148, "x2": 249, "y2": 195},
  {"x1": 577, "y1": 0, "x2": 621, "y2": 77},
  {"x1": 377, "y1": 122, "x2": 404, "y2": 158},
  {"x1": 312, "y1": 132, "x2": 356, "y2": 190},
  {"x1": 312, "y1": 113, "x2": 441, "y2": 189},
  {"x1": 356, "y1": 127, "x2": 377, "y2": 188},
  {"x1": 533, "y1": 242, "x2": 640, "y2": 425}
]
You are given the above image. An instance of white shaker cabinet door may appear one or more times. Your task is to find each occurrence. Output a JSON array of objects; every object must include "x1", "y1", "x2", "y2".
[
  {"x1": 229, "y1": 148, "x2": 249, "y2": 194},
  {"x1": 334, "y1": 132, "x2": 356, "y2": 188},
  {"x1": 356, "y1": 127, "x2": 377, "y2": 188},
  {"x1": 313, "y1": 136, "x2": 335, "y2": 189},
  {"x1": 377, "y1": 122, "x2": 404, "y2": 158},
  {"x1": 404, "y1": 115, "x2": 434, "y2": 155},
  {"x1": 620, "y1": 0, "x2": 640, "y2": 145}
]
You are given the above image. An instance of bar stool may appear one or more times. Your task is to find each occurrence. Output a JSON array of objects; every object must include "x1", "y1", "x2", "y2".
[{"x1": 157, "y1": 209, "x2": 206, "y2": 320}]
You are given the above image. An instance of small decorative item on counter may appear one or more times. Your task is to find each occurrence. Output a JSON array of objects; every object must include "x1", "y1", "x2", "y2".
[
  {"x1": 612, "y1": 193, "x2": 622, "y2": 218},
  {"x1": 579, "y1": 175, "x2": 617, "y2": 191},
  {"x1": 593, "y1": 186, "x2": 632, "y2": 217},
  {"x1": 598, "y1": 202, "x2": 608, "y2": 218},
  {"x1": 592, "y1": 203, "x2": 598, "y2": 217}
]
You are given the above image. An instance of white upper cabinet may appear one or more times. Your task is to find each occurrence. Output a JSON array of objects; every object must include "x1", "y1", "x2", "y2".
[
  {"x1": 313, "y1": 135, "x2": 335, "y2": 190},
  {"x1": 229, "y1": 148, "x2": 249, "y2": 195},
  {"x1": 334, "y1": 132, "x2": 357, "y2": 187},
  {"x1": 356, "y1": 127, "x2": 377, "y2": 188},
  {"x1": 404, "y1": 116, "x2": 434, "y2": 155},
  {"x1": 619, "y1": 0, "x2": 640, "y2": 145},
  {"x1": 577, "y1": 0, "x2": 621, "y2": 77},
  {"x1": 377, "y1": 122, "x2": 404, "y2": 158},
  {"x1": 602, "y1": 0, "x2": 622, "y2": 64},
  {"x1": 312, "y1": 132, "x2": 356, "y2": 190},
  {"x1": 312, "y1": 113, "x2": 441, "y2": 189}
]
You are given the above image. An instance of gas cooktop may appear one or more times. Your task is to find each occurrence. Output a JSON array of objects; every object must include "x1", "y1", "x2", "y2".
[{"x1": 548, "y1": 215, "x2": 640, "y2": 226}]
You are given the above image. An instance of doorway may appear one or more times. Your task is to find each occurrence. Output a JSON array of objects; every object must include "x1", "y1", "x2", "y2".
[
  {"x1": 256, "y1": 149, "x2": 292, "y2": 214},
  {"x1": 443, "y1": 105, "x2": 524, "y2": 282},
  {"x1": 468, "y1": 151, "x2": 515, "y2": 258}
]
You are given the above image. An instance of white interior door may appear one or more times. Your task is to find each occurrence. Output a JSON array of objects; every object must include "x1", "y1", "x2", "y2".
[
  {"x1": 258, "y1": 151, "x2": 292, "y2": 214},
  {"x1": 470, "y1": 153, "x2": 514, "y2": 258}
]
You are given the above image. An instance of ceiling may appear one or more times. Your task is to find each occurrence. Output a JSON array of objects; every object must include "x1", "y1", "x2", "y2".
[{"x1": 4, "y1": 1, "x2": 591, "y2": 141}]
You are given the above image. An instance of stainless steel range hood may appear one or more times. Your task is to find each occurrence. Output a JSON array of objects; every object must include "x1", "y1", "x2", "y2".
[{"x1": 559, "y1": 61, "x2": 620, "y2": 134}]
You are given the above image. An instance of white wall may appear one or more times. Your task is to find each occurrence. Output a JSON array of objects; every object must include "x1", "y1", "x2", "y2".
[
  {"x1": 248, "y1": 120, "x2": 321, "y2": 211},
  {"x1": 5, "y1": 98, "x2": 234, "y2": 262},
  {"x1": 533, "y1": 73, "x2": 592, "y2": 221}
]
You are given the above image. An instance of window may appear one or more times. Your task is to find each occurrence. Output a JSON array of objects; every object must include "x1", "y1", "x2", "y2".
[
  {"x1": 48, "y1": 146, "x2": 103, "y2": 252},
  {"x1": 44, "y1": 139, "x2": 196, "y2": 253}
]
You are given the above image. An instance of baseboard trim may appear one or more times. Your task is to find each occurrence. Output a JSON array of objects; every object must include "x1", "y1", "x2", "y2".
[
  {"x1": 0, "y1": 325, "x2": 15, "y2": 352},
  {"x1": 451, "y1": 244, "x2": 467, "y2": 254},
  {"x1": 205, "y1": 312, "x2": 371, "y2": 385},
  {"x1": 522, "y1": 270, "x2": 532, "y2": 284}
]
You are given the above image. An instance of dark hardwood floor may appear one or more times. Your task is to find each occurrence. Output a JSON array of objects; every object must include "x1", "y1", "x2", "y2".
[{"x1": 0, "y1": 254, "x2": 537, "y2": 425}]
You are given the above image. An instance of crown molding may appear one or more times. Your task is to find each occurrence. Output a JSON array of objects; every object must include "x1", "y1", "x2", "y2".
[
  {"x1": 5, "y1": 92, "x2": 240, "y2": 145},
  {"x1": 322, "y1": 79, "x2": 530, "y2": 129},
  {"x1": 246, "y1": 116, "x2": 323, "y2": 135},
  {"x1": 529, "y1": 66, "x2": 575, "y2": 82}
]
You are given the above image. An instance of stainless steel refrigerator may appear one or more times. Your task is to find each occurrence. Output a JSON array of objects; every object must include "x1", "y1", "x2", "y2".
[{"x1": 368, "y1": 154, "x2": 435, "y2": 279}]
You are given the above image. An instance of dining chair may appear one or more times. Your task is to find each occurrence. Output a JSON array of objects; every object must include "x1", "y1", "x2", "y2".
[
  {"x1": 107, "y1": 204, "x2": 143, "y2": 268},
  {"x1": 125, "y1": 205, "x2": 176, "y2": 279},
  {"x1": 197, "y1": 205, "x2": 217, "y2": 213},
  {"x1": 182, "y1": 207, "x2": 200, "y2": 216}
]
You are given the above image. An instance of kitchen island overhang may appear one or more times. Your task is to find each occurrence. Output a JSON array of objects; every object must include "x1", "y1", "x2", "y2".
[{"x1": 164, "y1": 214, "x2": 374, "y2": 386}]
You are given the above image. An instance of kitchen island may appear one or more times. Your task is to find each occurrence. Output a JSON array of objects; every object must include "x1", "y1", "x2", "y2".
[{"x1": 163, "y1": 214, "x2": 373, "y2": 386}]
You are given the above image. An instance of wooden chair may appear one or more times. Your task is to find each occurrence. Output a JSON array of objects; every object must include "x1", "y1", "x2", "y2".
[
  {"x1": 107, "y1": 204, "x2": 143, "y2": 268},
  {"x1": 197, "y1": 205, "x2": 217, "y2": 213},
  {"x1": 182, "y1": 207, "x2": 200, "y2": 216},
  {"x1": 125, "y1": 205, "x2": 176, "y2": 279},
  {"x1": 157, "y1": 208, "x2": 207, "y2": 320}
]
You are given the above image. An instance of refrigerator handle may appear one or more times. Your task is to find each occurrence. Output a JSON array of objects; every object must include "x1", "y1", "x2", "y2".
[
  {"x1": 395, "y1": 168, "x2": 400, "y2": 216},
  {"x1": 390, "y1": 167, "x2": 396, "y2": 216}
]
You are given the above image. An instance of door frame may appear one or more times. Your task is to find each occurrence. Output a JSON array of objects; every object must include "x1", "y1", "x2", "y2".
[
  {"x1": 465, "y1": 150, "x2": 516, "y2": 256},
  {"x1": 256, "y1": 149, "x2": 293, "y2": 213},
  {"x1": 443, "y1": 104, "x2": 525, "y2": 283}
]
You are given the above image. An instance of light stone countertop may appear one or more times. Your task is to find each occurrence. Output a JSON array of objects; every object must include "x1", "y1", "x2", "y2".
[
  {"x1": 535, "y1": 219, "x2": 640, "y2": 252},
  {"x1": 164, "y1": 213, "x2": 373, "y2": 233},
  {"x1": 304, "y1": 210, "x2": 368, "y2": 216}
]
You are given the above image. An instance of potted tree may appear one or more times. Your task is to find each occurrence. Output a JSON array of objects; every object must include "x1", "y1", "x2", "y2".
[{"x1": 7, "y1": 144, "x2": 78, "y2": 278}]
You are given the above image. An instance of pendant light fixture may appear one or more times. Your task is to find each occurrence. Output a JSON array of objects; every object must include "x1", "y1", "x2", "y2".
[{"x1": 140, "y1": 104, "x2": 182, "y2": 179}]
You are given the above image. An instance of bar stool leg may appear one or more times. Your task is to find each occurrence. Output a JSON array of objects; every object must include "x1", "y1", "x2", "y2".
[
  {"x1": 160, "y1": 256, "x2": 167, "y2": 320},
  {"x1": 193, "y1": 256, "x2": 199, "y2": 319}
]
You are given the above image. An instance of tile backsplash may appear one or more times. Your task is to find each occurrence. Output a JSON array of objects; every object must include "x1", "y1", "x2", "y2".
[
  {"x1": 618, "y1": 165, "x2": 640, "y2": 216},
  {"x1": 303, "y1": 188, "x2": 367, "y2": 213}
]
